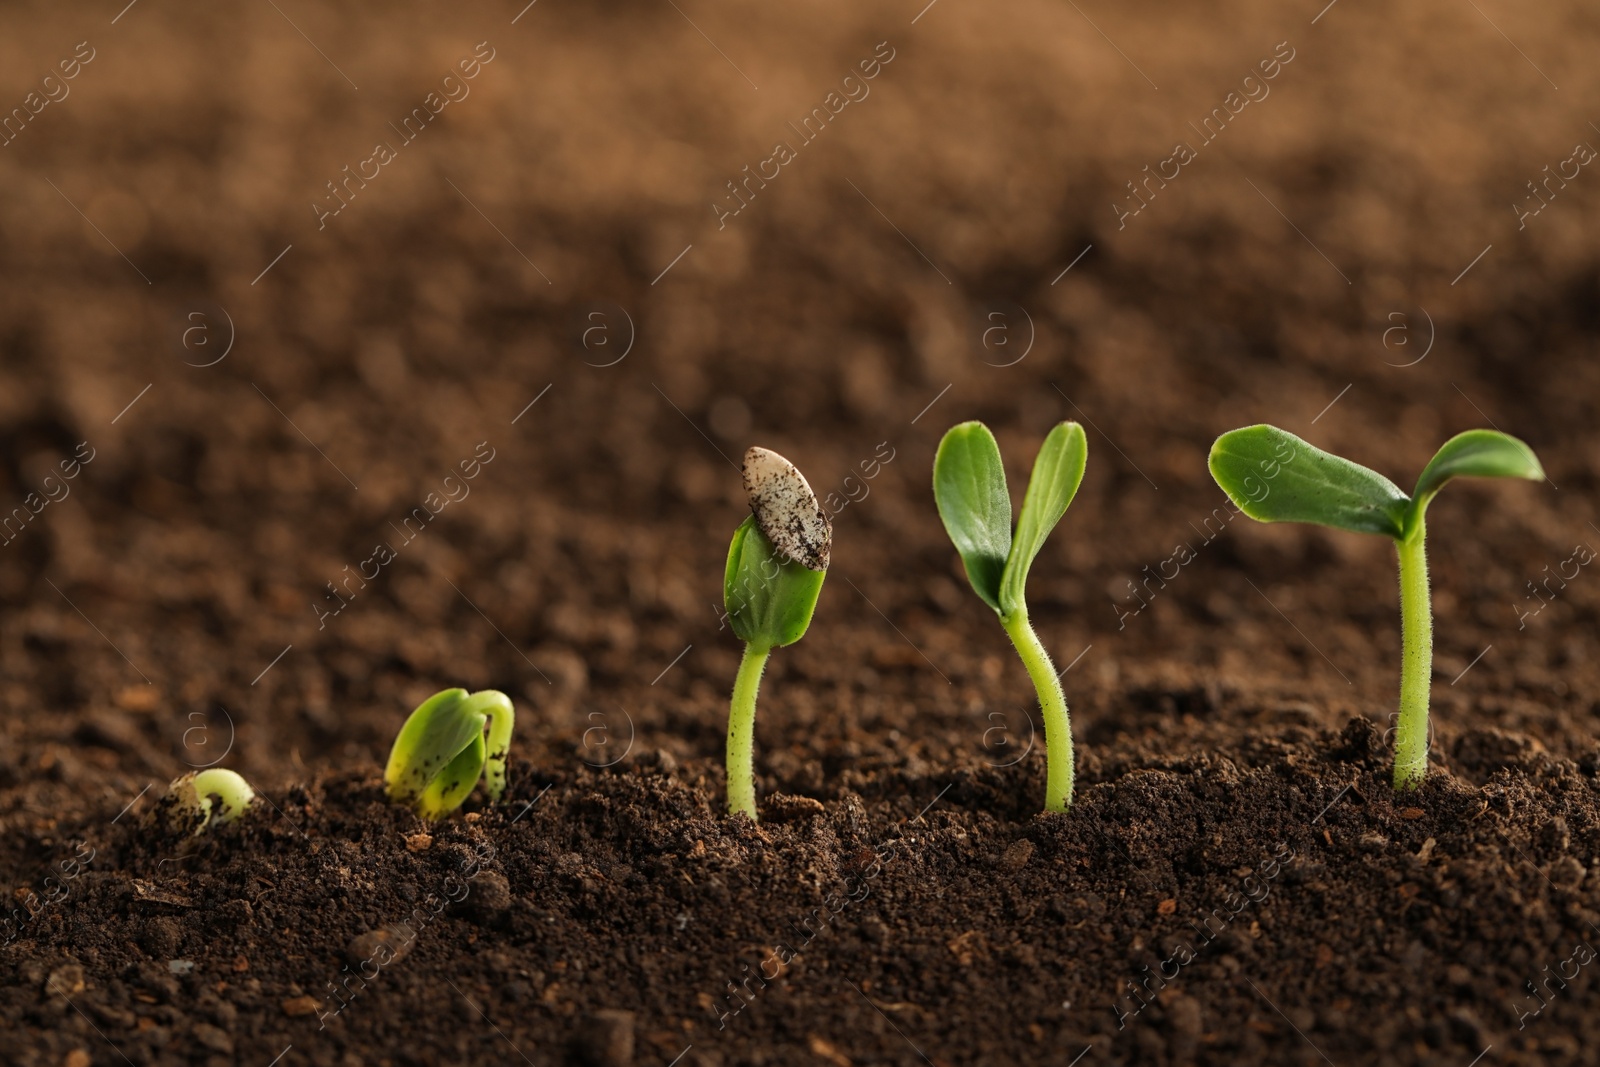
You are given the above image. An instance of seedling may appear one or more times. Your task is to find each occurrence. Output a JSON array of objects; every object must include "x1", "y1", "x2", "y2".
[
  {"x1": 933, "y1": 421, "x2": 1088, "y2": 812},
  {"x1": 723, "y1": 447, "x2": 831, "y2": 820},
  {"x1": 1208, "y1": 425, "x2": 1544, "y2": 790},
  {"x1": 385, "y1": 688, "x2": 515, "y2": 818},
  {"x1": 167, "y1": 769, "x2": 255, "y2": 834}
]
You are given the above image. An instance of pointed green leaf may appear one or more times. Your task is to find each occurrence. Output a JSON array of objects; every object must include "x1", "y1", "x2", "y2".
[
  {"x1": 1406, "y1": 429, "x2": 1544, "y2": 533},
  {"x1": 999, "y1": 422, "x2": 1087, "y2": 617},
  {"x1": 933, "y1": 421, "x2": 1012, "y2": 613},
  {"x1": 1209, "y1": 425, "x2": 1410, "y2": 539},
  {"x1": 724, "y1": 516, "x2": 826, "y2": 649}
]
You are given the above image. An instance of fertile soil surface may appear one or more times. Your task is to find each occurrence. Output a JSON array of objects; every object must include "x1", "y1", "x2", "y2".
[{"x1": 3, "y1": 0, "x2": 1599, "y2": 1064}]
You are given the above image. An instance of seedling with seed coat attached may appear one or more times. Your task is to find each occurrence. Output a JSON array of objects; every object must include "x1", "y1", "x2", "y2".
[
  {"x1": 385, "y1": 688, "x2": 515, "y2": 818},
  {"x1": 1208, "y1": 425, "x2": 1544, "y2": 790},
  {"x1": 723, "y1": 447, "x2": 830, "y2": 820},
  {"x1": 933, "y1": 421, "x2": 1088, "y2": 812}
]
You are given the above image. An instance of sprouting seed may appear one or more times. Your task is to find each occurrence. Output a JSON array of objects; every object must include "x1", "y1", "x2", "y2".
[
  {"x1": 167, "y1": 769, "x2": 255, "y2": 834},
  {"x1": 723, "y1": 447, "x2": 830, "y2": 820},
  {"x1": 385, "y1": 688, "x2": 515, "y2": 819}
]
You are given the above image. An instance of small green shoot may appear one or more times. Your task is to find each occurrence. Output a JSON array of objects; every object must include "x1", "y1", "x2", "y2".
[
  {"x1": 1208, "y1": 425, "x2": 1544, "y2": 790},
  {"x1": 385, "y1": 688, "x2": 515, "y2": 819},
  {"x1": 933, "y1": 421, "x2": 1088, "y2": 812},
  {"x1": 168, "y1": 769, "x2": 255, "y2": 834},
  {"x1": 723, "y1": 447, "x2": 830, "y2": 820}
]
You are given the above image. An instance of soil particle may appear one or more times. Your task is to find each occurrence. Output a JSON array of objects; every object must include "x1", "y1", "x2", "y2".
[
  {"x1": 574, "y1": 1008, "x2": 636, "y2": 1066},
  {"x1": 346, "y1": 924, "x2": 416, "y2": 966},
  {"x1": 280, "y1": 996, "x2": 320, "y2": 1018},
  {"x1": 762, "y1": 793, "x2": 826, "y2": 823},
  {"x1": 463, "y1": 871, "x2": 513, "y2": 917},
  {"x1": 1001, "y1": 838, "x2": 1036, "y2": 871},
  {"x1": 44, "y1": 964, "x2": 84, "y2": 997}
]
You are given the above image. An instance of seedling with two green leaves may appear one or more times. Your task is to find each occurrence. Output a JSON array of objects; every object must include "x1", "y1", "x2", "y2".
[
  {"x1": 1208, "y1": 425, "x2": 1544, "y2": 790},
  {"x1": 934, "y1": 421, "x2": 1088, "y2": 812},
  {"x1": 722, "y1": 447, "x2": 831, "y2": 820},
  {"x1": 385, "y1": 688, "x2": 515, "y2": 818}
]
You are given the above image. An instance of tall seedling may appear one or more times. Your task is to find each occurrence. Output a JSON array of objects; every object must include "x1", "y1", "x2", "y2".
[{"x1": 934, "y1": 421, "x2": 1088, "y2": 811}]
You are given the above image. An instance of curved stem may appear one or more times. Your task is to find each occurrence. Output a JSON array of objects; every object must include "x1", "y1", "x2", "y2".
[
  {"x1": 726, "y1": 643, "x2": 771, "y2": 819},
  {"x1": 1394, "y1": 523, "x2": 1433, "y2": 790},
  {"x1": 1000, "y1": 611, "x2": 1074, "y2": 811},
  {"x1": 462, "y1": 690, "x2": 516, "y2": 802}
]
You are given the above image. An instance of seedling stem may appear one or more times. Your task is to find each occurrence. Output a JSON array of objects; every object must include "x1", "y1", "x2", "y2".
[
  {"x1": 726, "y1": 643, "x2": 771, "y2": 819},
  {"x1": 1000, "y1": 611, "x2": 1073, "y2": 811},
  {"x1": 1395, "y1": 522, "x2": 1432, "y2": 789}
]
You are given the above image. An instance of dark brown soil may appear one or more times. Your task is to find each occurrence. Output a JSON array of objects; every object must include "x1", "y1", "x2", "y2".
[{"x1": 3, "y1": 0, "x2": 1600, "y2": 1064}]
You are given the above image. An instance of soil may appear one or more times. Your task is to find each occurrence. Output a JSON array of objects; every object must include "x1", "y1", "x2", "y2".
[{"x1": 3, "y1": 0, "x2": 1600, "y2": 1064}]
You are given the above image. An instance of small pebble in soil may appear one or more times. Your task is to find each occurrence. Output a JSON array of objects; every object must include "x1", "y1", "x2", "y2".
[
  {"x1": 1549, "y1": 855, "x2": 1587, "y2": 889},
  {"x1": 168, "y1": 959, "x2": 195, "y2": 975},
  {"x1": 464, "y1": 871, "x2": 513, "y2": 918},
  {"x1": 1001, "y1": 840, "x2": 1035, "y2": 871},
  {"x1": 574, "y1": 1008, "x2": 636, "y2": 1066},
  {"x1": 46, "y1": 963, "x2": 85, "y2": 996},
  {"x1": 281, "y1": 995, "x2": 320, "y2": 1017},
  {"x1": 1166, "y1": 993, "x2": 1203, "y2": 1060},
  {"x1": 140, "y1": 917, "x2": 183, "y2": 957},
  {"x1": 405, "y1": 832, "x2": 433, "y2": 852},
  {"x1": 347, "y1": 924, "x2": 416, "y2": 967},
  {"x1": 763, "y1": 793, "x2": 826, "y2": 822},
  {"x1": 191, "y1": 1022, "x2": 234, "y2": 1054}
]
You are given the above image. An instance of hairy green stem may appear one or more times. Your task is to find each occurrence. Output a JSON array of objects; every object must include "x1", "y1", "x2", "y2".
[
  {"x1": 727, "y1": 642, "x2": 771, "y2": 819},
  {"x1": 1000, "y1": 612, "x2": 1074, "y2": 811},
  {"x1": 1394, "y1": 521, "x2": 1433, "y2": 790}
]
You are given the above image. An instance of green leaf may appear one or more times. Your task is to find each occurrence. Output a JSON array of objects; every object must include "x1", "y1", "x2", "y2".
[
  {"x1": 724, "y1": 516, "x2": 826, "y2": 649},
  {"x1": 385, "y1": 688, "x2": 515, "y2": 818},
  {"x1": 416, "y1": 734, "x2": 486, "y2": 819},
  {"x1": 1406, "y1": 429, "x2": 1544, "y2": 532},
  {"x1": 1208, "y1": 425, "x2": 1410, "y2": 539},
  {"x1": 933, "y1": 422, "x2": 1012, "y2": 613},
  {"x1": 999, "y1": 422, "x2": 1087, "y2": 617}
]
